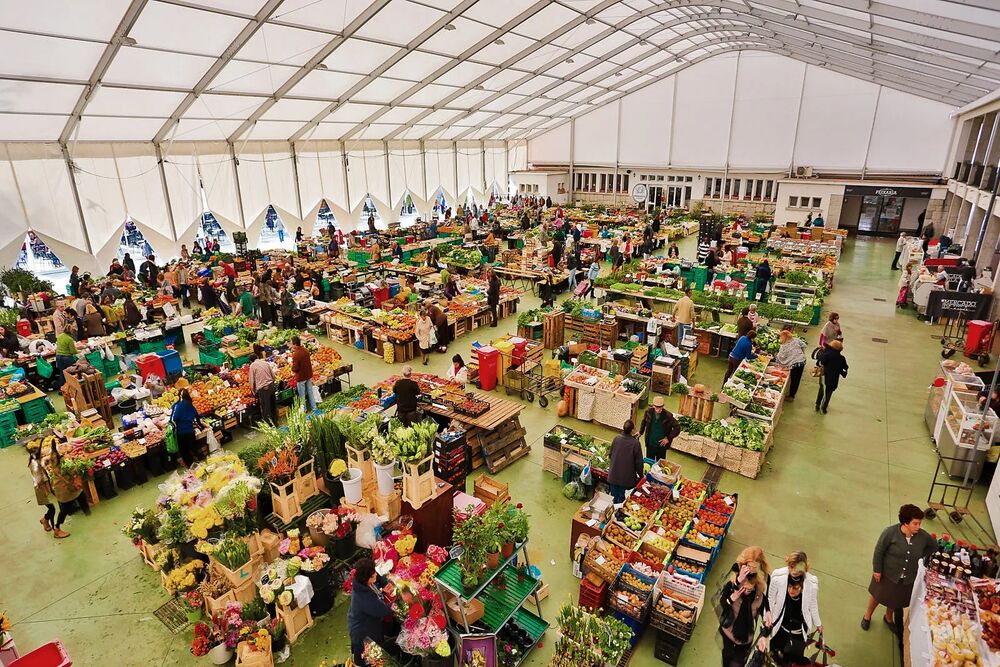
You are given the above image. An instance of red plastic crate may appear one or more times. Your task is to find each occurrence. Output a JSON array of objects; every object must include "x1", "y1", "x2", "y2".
[
  {"x1": 579, "y1": 577, "x2": 608, "y2": 609},
  {"x1": 10, "y1": 641, "x2": 72, "y2": 667}
]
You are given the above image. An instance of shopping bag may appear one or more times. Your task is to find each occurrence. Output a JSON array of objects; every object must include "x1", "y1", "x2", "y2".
[
  {"x1": 36, "y1": 356, "x2": 53, "y2": 379},
  {"x1": 205, "y1": 428, "x2": 221, "y2": 453},
  {"x1": 164, "y1": 424, "x2": 179, "y2": 454},
  {"x1": 804, "y1": 631, "x2": 836, "y2": 666},
  {"x1": 429, "y1": 326, "x2": 438, "y2": 346},
  {"x1": 310, "y1": 384, "x2": 322, "y2": 408}
]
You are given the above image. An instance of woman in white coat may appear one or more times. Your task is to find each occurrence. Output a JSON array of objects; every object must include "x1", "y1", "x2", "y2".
[{"x1": 768, "y1": 552, "x2": 822, "y2": 666}]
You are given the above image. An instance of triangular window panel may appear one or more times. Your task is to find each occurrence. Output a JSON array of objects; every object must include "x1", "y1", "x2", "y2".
[
  {"x1": 195, "y1": 212, "x2": 235, "y2": 254},
  {"x1": 398, "y1": 190, "x2": 418, "y2": 227},
  {"x1": 117, "y1": 218, "x2": 156, "y2": 264},
  {"x1": 431, "y1": 188, "x2": 448, "y2": 219},
  {"x1": 362, "y1": 194, "x2": 381, "y2": 229},
  {"x1": 313, "y1": 200, "x2": 337, "y2": 238},
  {"x1": 257, "y1": 206, "x2": 294, "y2": 251},
  {"x1": 16, "y1": 232, "x2": 68, "y2": 293},
  {"x1": 465, "y1": 191, "x2": 478, "y2": 207}
]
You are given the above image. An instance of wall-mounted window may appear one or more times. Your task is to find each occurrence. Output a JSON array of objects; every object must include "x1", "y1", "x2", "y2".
[
  {"x1": 811, "y1": 197, "x2": 822, "y2": 208},
  {"x1": 789, "y1": 196, "x2": 798, "y2": 207},
  {"x1": 765, "y1": 180, "x2": 774, "y2": 200}
]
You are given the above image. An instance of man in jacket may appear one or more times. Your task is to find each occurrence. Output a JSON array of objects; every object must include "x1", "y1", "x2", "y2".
[
  {"x1": 248, "y1": 347, "x2": 277, "y2": 423},
  {"x1": 608, "y1": 420, "x2": 643, "y2": 505},
  {"x1": 392, "y1": 366, "x2": 421, "y2": 426},
  {"x1": 673, "y1": 288, "x2": 695, "y2": 346},
  {"x1": 290, "y1": 335, "x2": 317, "y2": 412},
  {"x1": 725, "y1": 329, "x2": 757, "y2": 384},
  {"x1": 138, "y1": 255, "x2": 159, "y2": 287},
  {"x1": 639, "y1": 396, "x2": 681, "y2": 460}
]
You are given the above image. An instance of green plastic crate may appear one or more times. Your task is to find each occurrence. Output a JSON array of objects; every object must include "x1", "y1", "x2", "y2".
[
  {"x1": 103, "y1": 357, "x2": 120, "y2": 377},
  {"x1": 199, "y1": 348, "x2": 225, "y2": 366},
  {"x1": 203, "y1": 329, "x2": 222, "y2": 345},
  {"x1": 0, "y1": 366, "x2": 19, "y2": 378},
  {"x1": 85, "y1": 351, "x2": 104, "y2": 368},
  {"x1": 139, "y1": 339, "x2": 166, "y2": 354},
  {"x1": 229, "y1": 353, "x2": 251, "y2": 369},
  {"x1": 21, "y1": 397, "x2": 50, "y2": 424}
]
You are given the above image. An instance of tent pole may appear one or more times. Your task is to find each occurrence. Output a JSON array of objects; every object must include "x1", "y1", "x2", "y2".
[
  {"x1": 60, "y1": 143, "x2": 94, "y2": 258},
  {"x1": 154, "y1": 143, "x2": 178, "y2": 243}
]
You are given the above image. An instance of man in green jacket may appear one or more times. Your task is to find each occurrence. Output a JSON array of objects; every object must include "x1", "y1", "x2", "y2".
[{"x1": 239, "y1": 285, "x2": 256, "y2": 319}]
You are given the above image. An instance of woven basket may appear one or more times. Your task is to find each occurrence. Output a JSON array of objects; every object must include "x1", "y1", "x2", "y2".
[
  {"x1": 576, "y1": 390, "x2": 596, "y2": 421},
  {"x1": 738, "y1": 449, "x2": 765, "y2": 479},
  {"x1": 722, "y1": 444, "x2": 743, "y2": 472}
]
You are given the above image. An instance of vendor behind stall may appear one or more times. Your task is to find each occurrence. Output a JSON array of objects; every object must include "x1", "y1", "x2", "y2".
[{"x1": 0, "y1": 326, "x2": 19, "y2": 358}]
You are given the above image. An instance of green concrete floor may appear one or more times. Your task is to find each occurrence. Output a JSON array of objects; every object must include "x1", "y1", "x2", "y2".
[{"x1": 0, "y1": 236, "x2": 990, "y2": 667}]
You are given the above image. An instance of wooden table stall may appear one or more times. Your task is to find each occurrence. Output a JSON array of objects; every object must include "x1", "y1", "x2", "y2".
[{"x1": 421, "y1": 391, "x2": 530, "y2": 474}]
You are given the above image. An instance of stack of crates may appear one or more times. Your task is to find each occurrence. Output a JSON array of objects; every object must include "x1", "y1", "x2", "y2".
[
  {"x1": 0, "y1": 404, "x2": 18, "y2": 448},
  {"x1": 579, "y1": 575, "x2": 608, "y2": 610},
  {"x1": 103, "y1": 355, "x2": 120, "y2": 378},
  {"x1": 21, "y1": 397, "x2": 50, "y2": 425}
]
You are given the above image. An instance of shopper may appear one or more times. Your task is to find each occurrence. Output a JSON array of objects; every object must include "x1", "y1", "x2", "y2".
[
  {"x1": 122, "y1": 293, "x2": 142, "y2": 329},
  {"x1": 608, "y1": 420, "x2": 643, "y2": 505},
  {"x1": 446, "y1": 354, "x2": 468, "y2": 386},
  {"x1": 43, "y1": 441, "x2": 89, "y2": 527},
  {"x1": 415, "y1": 307, "x2": 435, "y2": 366},
  {"x1": 705, "y1": 246, "x2": 719, "y2": 284},
  {"x1": 428, "y1": 301, "x2": 450, "y2": 352},
  {"x1": 539, "y1": 270, "x2": 556, "y2": 309},
  {"x1": 53, "y1": 300, "x2": 76, "y2": 339},
  {"x1": 392, "y1": 366, "x2": 421, "y2": 426},
  {"x1": 29, "y1": 444, "x2": 70, "y2": 538},
  {"x1": 0, "y1": 325, "x2": 18, "y2": 358},
  {"x1": 238, "y1": 283, "x2": 256, "y2": 319},
  {"x1": 99, "y1": 295, "x2": 123, "y2": 333},
  {"x1": 638, "y1": 396, "x2": 680, "y2": 460},
  {"x1": 718, "y1": 547, "x2": 771, "y2": 667},
  {"x1": 291, "y1": 335, "x2": 317, "y2": 412},
  {"x1": 279, "y1": 285, "x2": 297, "y2": 329},
  {"x1": 348, "y1": 557, "x2": 393, "y2": 667},
  {"x1": 724, "y1": 329, "x2": 757, "y2": 384},
  {"x1": 818, "y1": 312, "x2": 842, "y2": 347},
  {"x1": 487, "y1": 269, "x2": 501, "y2": 327},
  {"x1": 566, "y1": 251, "x2": 578, "y2": 290},
  {"x1": 891, "y1": 232, "x2": 907, "y2": 270},
  {"x1": 177, "y1": 262, "x2": 190, "y2": 308},
  {"x1": 170, "y1": 389, "x2": 205, "y2": 468},
  {"x1": 667, "y1": 241, "x2": 680, "y2": 259},
  {"x1": 814, "y1": 339, "x2": 848, "y2": 414},
  {"x1": 586, "y1": 260, "x2": 600, "y2": 297},
  {"x1": 746, "y1": 303, "x2": 760, "y2": 329},
  {"x1": 139, "y1": 254, "x2": 159, "y2": 288},
  {"x1": 861, "y1": 504, "x2": 936, "y2": 637},
  {"x1": 68, "y1": 265, "x2": 80, "y2": 297},
  {"x1": 768, "y1": 552, "x2": 822, "y2": 666},
  {"x1": 248, "y1": 347, "x2": 276, "y2": 424},
  {"x1": 897, "y1": 267, "x2": 913, "y2": 307},
  {"x1": 52, "y1": 331, "x2": 78, "y2": 391},
  {"x1": 673, "y1": 288, "x2": 695, "y2": 345},
  {"x1": 258, "y1": 279, "x2": 277, "y2": 325},
  {"x1": 755, "y1": 259, "x2": 772, "y2": 302},
  {"x1": 736, "y1": 307, "x2": 753, "y2": 338},
  {"x1": 776, "y1": 330, "x2": 807, "y2": 400}
]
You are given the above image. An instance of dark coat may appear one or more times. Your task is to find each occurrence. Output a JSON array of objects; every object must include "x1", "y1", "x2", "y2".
[
  {"x1": 348, "y1": 580, "x2": 392, "y2": 649},
  {"x1": 487, "y1": 277, "x2": 501, "y2": 306},
  {"x1": 608, "y1": 433, "x2": 643, "y2": 488},
  {"x1": 639, "y1": 407, "x2": 681, "y2": 446},
  {"x1": 817, "y1": 347, "x2": 848, "y2": 390}
]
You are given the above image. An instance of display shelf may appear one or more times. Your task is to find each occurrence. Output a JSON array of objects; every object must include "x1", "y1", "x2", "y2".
[
  {"x1": 508, "y1": 608, "x2": 549, "y2": 667},
  {"x1": 434, "y1": 541, "x2": 525, "y2": 600},
  {"x1": 478, "y1": 570, "x2": 541, "y2": 632}
]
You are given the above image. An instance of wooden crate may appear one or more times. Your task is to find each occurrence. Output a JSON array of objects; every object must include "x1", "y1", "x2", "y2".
[
  {"x1": 236, "y1": 634, "x2": 273, "y2": 667},
  {"x1": 210, "y1": 554, "x2": 261, "y2": 588},
  {"x1": 543, "y1": 447, "x2": 562, "y2": 477},
  {"x1": 678, "y1": 391, "x2": 715, "y2": 421},
  {"x1": 473, "y1": 474, "x2": 509, "y2": 507},
  {"x1": 340, "y1": 496, "x2": 370, "y2": 515},
  {"x1": 372, "y1": 489, "x2": 402, "y2": 520},
  {"x1": 139, "y1": 540, "x2": 163, "y2": 570},
  {"x1": 204, "y1": 584, "x2": 237, "y2": 617},
  {"x1": 401, "y1": 454, "x2": 435, "y2": 509},
  {"x1": 543, "y1": 311, "x2": 565, "y2": 349},
  {"x1": 293, "y1": 459, "x2": 318, "y2": 503},
  {"x1": 346, "y1": 444, "x2": 376, "y2": 494},
  {"x1": 270, "y1": 478, "x2": 302, "y2": 524},
  {"x1": 276, "y1": 603, "x2": 313, "y2": 644}
]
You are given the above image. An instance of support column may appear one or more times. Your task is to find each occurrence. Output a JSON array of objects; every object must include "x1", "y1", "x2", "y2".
[
  {"x1": 60, "y1": 143, "x2": 94, "y2": 257},
  {"x1": 720, "y1": 52, "x2": 741, "y2": 217},
  {"x1": 290, "y1": 142, "x2": 303, "y2": 220},
  {"x1": 861, "y1": 87, "x2": 883, "y2": 180},
  {"x1": 788, "y1": 64, "x2": 808, "y2": 178},
  {"x1": 229, "y1": 142, "x2": 246, "y2": 229},
  {"x1": 569, "y1": 119, "x2": 576, "y2": 206},
  {"x1": 383, "y1": 140, "x2": 391, "y2": 212},
  {"x1": 154, "y1": 143, "x2": 178, "y2": 242},
  {"x1": 342, "y1": 144, "x2": 351, "y2": 223}
]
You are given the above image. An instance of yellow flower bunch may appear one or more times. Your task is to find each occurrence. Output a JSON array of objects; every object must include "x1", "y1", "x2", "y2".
[
  {"x1": 0, "y1": 610, "x2": 11, "y2": 632},
  {"x1": 395, "y1": 534, "x2": 417, "y2": 557},
  {"x1": 419, "y1": 562, "x2": 439, "y2": 588},
  {"x1": 164, "y1": 560, "x2": 204, "y2": 594},
  {"x1": 188, "y1": 505, "x2": 223, "y2": 539}
]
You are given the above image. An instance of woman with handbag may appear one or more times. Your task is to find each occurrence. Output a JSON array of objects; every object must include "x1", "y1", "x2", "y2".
[
  {"x1": 776, "y1": 330, "x2": 807, "y2": 400},
  {"x1": 170, "y1": 389, "x2": 205, "y2": 468},
  {"x1": 28, "y1": 445, "x2": 71, "y2": 538},
  {"x1": 815, "y1": 340, "x2": 848, "y2": 414},
  {"x1": 768, "y1": 552, "x2": 822, "y2": 666},
  {"x1": 718, "y1": 546, "x2": 771, "y2": 667},
  {"x1": 415, "y1": 307, "x2": 435, "y2": 366}
]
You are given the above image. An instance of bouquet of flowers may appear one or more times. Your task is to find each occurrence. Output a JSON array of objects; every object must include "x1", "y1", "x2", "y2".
[
  {"x1": 122, "y1": 507, "x2": 161, "y2": 544},
  {"x1": 395, "y1": 582, "x2": 449, "y2": 658},
  {"x1": 258, "y1": 560, "x2": 298, "y2": 608},
  {"x1": 425, "y1": 544, "x2": 448, "y2": 566},
  {"x1": 297, "y1": 546, "x2": 331, "y2": 572},
  {"x1": 362, "y1": 639, "x2": 398, "y2": 667},
  {"x1": 180, "y1": 589, "x2": 204, "y2": 613},
  {"x1": 163, "y1": 560, "x2": 205, "y2": 595},
  {"x1": 190, "y1": 603, "x2": 244, "y2": 656}
]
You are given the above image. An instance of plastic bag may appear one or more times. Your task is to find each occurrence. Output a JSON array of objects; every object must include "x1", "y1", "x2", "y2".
[
  {"x1": 580, "y1": 464, "x2": 592, "y2": 485},
  {"x1": 355, "y1": 512, "x2": 385, "y2": 549},
  {"x1": 36, "y1": 356, "x2": 53, "y2": 379},
  {"x1": 311, "y1": 384, "x2": 322, "y2": 408},
  {"x1": 165, "y1": 424, "x2": 178, "y2": 454},
  {"x1": 206, "y1": 428, "x2": 221, "y2": 453}
]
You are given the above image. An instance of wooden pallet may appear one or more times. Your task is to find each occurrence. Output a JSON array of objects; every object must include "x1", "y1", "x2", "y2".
[
  {"x1": 678, "y1": 391, "x2": 715, "y2": 421},
  {"x1": 477, "y1": 416, "x2": 530, "y2": 473},
  {"x1": 543, "y1": 311, "x2": 565, "y2": 349}
]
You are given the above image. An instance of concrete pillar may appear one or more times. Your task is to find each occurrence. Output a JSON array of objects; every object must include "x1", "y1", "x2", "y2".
[
  {"x1": 826, "y1": 194, "x2": 844, "y2": 230},
  {"x1": 924, "y1": 197, "x2": 946, "y2": 232}
]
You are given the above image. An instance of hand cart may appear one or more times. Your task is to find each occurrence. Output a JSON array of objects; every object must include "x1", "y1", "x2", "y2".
[{"x1": 941, "y1": 316, "x2": 994, "y2": 367}]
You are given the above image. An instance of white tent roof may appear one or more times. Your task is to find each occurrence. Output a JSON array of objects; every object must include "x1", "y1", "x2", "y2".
[{"x1": 2, "y1": 0, "x2": 999, "y2": 144}]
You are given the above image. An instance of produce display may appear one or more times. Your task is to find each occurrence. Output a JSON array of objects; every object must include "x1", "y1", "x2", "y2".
[
  {"x1": 678, "y1": 415, "x2": 769, "y2": 451},
  {"x1": 549, "y1": 603, "x2": 633, "y2": 667}
]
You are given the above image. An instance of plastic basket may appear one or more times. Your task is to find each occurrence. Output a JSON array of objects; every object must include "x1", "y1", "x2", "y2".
[
  {"x1": 139, "y1": 339, "x2": 165, "y2": 354},
  {"x1": 199, "y1": 347, "x2": 225, "y2": 366},
  {"x1": 22, "y1": 397, "x2": 50, "y2": 424}
]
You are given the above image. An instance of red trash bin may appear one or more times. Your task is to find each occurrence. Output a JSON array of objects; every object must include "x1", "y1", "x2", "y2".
[
  {"x1": 509, "y1": 337, "x2": 529, "y2": 367},
  {"x1": 135, "y1": 353, "x2": 166, "y2": 383},
  {"x1": 16, "y1": 319, "x2": 31, "y2": 337},
  {"x1": 965, "y1": 320, "x2": 993, "y2": 357},
  {"x1": 477, "y1": 346, "x2": 499, "y2": 391}
]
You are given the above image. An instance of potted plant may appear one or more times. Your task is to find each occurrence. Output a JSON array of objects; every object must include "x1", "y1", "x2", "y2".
[
  {"x1": 506, "y1": 503, "x2": 529, "y2": 547},
  {"x1": 181, "y1": 589, "x2": 204, "y2": 624},
  {"x1": 190, "y1": 609, "x2": 241, "y2": 665}
]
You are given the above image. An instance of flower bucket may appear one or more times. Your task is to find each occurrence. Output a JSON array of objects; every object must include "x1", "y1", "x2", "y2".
[
  {"x1": 486, "y1": 550, "x2": 500, "y2": 570},
  {"x1": 307, "y1": 509, "x2": 332, "y2": 548},
  {"x1": 343, "y1": 468, "x2": 363, "y2": 503},
  {"x1": 333, "y1": 528, "x2": 356, "y2": 560},
  {"x1": 374, "y1": 461, "x2": 396, "y2": 496},
  {"x1": 208, "y1": 642, "x2": 233, "y2": 664}
]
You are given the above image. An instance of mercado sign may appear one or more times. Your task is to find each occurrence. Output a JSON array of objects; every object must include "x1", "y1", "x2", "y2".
[{"x1": 926, "y1": 290, "x2": 992, "y2": 320}]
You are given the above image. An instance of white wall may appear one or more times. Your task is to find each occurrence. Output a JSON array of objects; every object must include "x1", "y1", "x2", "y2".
[
  {"x1": 526, "y1": 51, "x2": 956, "y2": 175},
  {"x1": 773, "y1": 182, "x2": 844, "y2": 226}
]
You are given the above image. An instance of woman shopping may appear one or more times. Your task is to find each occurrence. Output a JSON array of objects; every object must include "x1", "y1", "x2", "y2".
[
  {"x1": 446, "y1": 354, "x2": 468, "y2": 386},
  {"x1": 768, "y1": 552, "x2": 822, "y2": 666},
  {"x1": 718, "y1": 546, "x2": 771, "y2": 667},
  {"x1": 348, "y1": 557, "x2": 394, "y2": 666},
  {"x1": 170, "y1": 389, "x2": 205, "y2": 468},
  {"x1": 818, "y1": 312, "x2": 842, "y2": 348},
  {"x1": 815, "y1": 340, "x2": 848, "y2": 414},
  {"x1": 775, "y1": 330, "x2": 807, "y2": 400},
  {"x1": 415, "y1": 307, "x2": 435, "y2": 366},
  {"x1": 28, "y1": 445, "x2": 71, "y2": 539}
]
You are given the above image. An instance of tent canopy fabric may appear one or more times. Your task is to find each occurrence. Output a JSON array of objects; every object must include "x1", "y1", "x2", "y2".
[{"x1": 0, "y1": 0, "x2": 996, "y2": 145}]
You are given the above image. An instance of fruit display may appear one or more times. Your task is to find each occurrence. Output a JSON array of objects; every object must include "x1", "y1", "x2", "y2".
[
  {"x1": 620, "y1": 514, "x2": 645, "y2": 533},
  {"x1": 603, "y1": 522, "x2": 638, "y2": 549},
  {"x1": 683, "y1": 528, "x2": 719, "y2": 550},
  {"x1": 641, "y1": 532, "x2": 676, "y2": 556},
  {"x1": 152, "y1": 375, "x2": 254, "y2": 415},
  {"x1": 621, "y1": 572, "x2": 652, "y2": 593},
  {"x1": 621, "y1": 501, "x2": 653, "y2": 522},
  {"x1": 697, "y1": 508, "x2": 730, "y2": 526},
  {"x1": 655, "y1": 596, "x2": 695, "y2": 625},
  {"x1": 678, "y1": 478, "x2": 706, "y2": 500},
  {"x1": 703, "y1": 492, "x2": 737, "y2": 515},
  {"x1": 695, "y1": 521, "x2": 725, "y2": 537},
  {"x1": 671, "y1": 557, "x2": 706, "y2": 577},
  {"x1": 610, "y1": 589, "x2": 643, "y2": 614},
  {"x1": 972, "y1": 580, "x2": 1000, "y2": 652}
]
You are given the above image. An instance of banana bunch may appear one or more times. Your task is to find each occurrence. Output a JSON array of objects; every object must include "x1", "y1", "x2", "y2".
[{"x1": 25, "y1": 434, "x2": 62, "y2": 452}]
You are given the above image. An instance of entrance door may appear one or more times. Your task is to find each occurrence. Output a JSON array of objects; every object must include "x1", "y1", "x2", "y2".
[
  {"x1": 665, "y1": 185, "x2": 685, "y2": 209},
  {"x1": 857, "y1": 195, "x2": 904, "y2": 236},
  {"x1": 647, "y1": 185, "x2": 664, "y2": 214}
]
